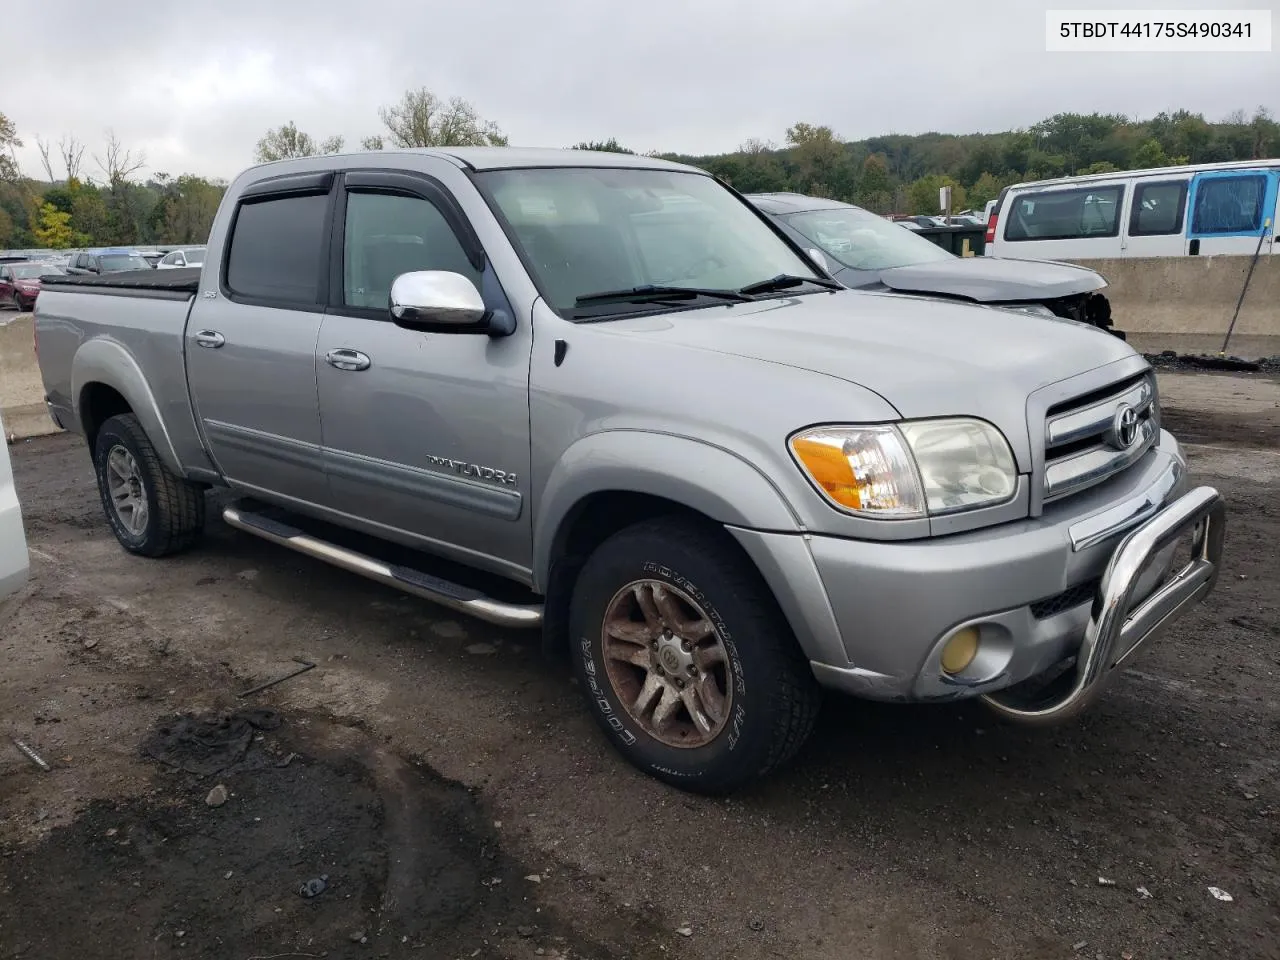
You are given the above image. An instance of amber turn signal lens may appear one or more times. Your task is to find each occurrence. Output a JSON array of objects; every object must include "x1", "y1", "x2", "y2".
[{"x1": 789, "y1": 436, "x2": 863, "y2": 510}]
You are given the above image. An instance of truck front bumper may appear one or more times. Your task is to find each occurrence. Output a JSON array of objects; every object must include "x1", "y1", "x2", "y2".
[{"x1": 728, "y1": 431, "x2": 1227, "y2": 723}]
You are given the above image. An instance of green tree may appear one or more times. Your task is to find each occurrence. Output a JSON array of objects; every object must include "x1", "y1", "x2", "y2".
[
  {"x1": 32, "y1": 202, "x2": 77, "y2": 248},
  {"x1": 0, "y1": 204, "x2": 12, "y2": 247},
  {"x1": 967, "y1": 172, "x2": 1003, "y2": 209},
  {"x1": 71, "y1": 188, "x2": 110, "y2": 243},
  {"x1": 375, "y1": 89, "x2": 508, "y2": 148},
  {"x1": 0, "y1": 111, "x2": 21, "y2": 182},
  {"x1": 571, "y1": 138, "x2": 634, "y2": 154},
  {"x1": 163, "y1": 175, "x2": 224, "y2": 243},
  {"x1": 1132, "y1": 138, "x2": 1170, "y2": 168},
  {"x1": 856, "y1": 153, "x2": 894, "y2": 212},
  {"x1": 907, "y1": 175, "x2": 965, "y2": 216},
  {"x1": 255, "y1": 122, "x2": 344, "y2": 163},
  {"x1": 785, "y1": 123, "x2": 855, "y2": 198}
]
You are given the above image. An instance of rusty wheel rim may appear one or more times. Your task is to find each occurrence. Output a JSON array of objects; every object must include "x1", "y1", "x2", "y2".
[{"x1": 600, "y1": 579, "x2": 733, "y2": 749}]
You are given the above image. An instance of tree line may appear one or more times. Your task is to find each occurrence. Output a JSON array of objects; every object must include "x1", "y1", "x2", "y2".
[{"x1": 2, "y1": 95, "x2": 1277, "y2": 250}]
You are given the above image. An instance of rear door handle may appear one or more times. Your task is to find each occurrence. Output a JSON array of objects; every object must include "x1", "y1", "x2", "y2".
[
  {"x1": 325, "y1": 348, "x2": 371, "y2": 372},
  {"x1": 194, "y1": 330, "x2": 225, "y2": 348}
]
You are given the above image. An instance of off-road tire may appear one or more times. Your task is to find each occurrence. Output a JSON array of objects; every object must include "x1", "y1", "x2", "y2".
[
  {"x1": 569, "y1": 516, "x2": 821, "y2": 794},
  {"x1": 93, "y1": 413, "x2": 205, "y2": 557}
]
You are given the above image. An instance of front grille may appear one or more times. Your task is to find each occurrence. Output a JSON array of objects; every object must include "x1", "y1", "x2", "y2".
[
  {"x1": 1042, "y1": 371, "x2": 1157, "y2": 503},
  {"x1": 1030, "y1": 578, "x2": 1100, "y2": 619}
]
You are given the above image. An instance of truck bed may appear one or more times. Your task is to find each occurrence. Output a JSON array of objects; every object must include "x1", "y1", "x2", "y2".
[{"x1": 41, "y1": 267, "x2": 201, "y2": 298}]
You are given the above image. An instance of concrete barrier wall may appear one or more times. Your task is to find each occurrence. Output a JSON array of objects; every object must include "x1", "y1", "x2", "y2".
[
  {"x1": 0, "y1": 316, "x2": 60, "y2": 440},
  {"x1": 1070, "y1": 255, "x2": 1279, "y2": 339}
]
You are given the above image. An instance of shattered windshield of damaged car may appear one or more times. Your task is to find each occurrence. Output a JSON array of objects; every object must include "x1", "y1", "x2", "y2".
[
  {"x1": 783, "y1": 207, "x2": 955, "y2": 272},
  {"x1": 477, "y1": 167, "x2": 827, "y2": 318}
]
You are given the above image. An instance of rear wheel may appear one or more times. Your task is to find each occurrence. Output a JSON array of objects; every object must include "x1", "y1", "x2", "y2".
[
  {"x1": 569, "y1": 516, "x2": 821, "y2": 794},
  {"x1": 93, "y1": 414, "x2": 205, "y2": 557}
]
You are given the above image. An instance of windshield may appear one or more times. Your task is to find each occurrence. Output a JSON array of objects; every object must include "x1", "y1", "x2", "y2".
[
  {"x1": 782, "y1": 208, "x2": 956, "y2": 271},
  {"x1": 100, "y1": 255, "x2": 150, "y2": 272},
  {"x1": 12, "y1": 264, "x2": 64, "y2": 279},
  {"x1": 476, "y1": 167, "x2": 822, "y2": 318},
  {"x1": 184, "y1": 249, "x2": 206, "y2": 265}
]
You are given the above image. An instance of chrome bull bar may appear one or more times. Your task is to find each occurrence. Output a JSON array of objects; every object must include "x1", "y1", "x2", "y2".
[{"x1": 982, "y1": 485, "x2": 1226, "y2": 726}]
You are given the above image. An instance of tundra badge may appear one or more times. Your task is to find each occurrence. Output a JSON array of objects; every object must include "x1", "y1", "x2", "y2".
[{"x1": 426, "y1": 455, "x2": 517, "y2": 486}]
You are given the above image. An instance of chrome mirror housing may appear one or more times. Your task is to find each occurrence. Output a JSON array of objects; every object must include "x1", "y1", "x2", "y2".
[{"x1": 389, "y1": 271, "x2": 487, "y2": 328}]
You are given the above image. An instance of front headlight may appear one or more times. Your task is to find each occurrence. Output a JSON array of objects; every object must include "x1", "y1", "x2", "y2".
[
  {"x1": 999, "y1": 303, "x2": 1056, "y2": 318},
  {"x1": 789, "y1": 418, "x2": 1018, "y2": 519}
]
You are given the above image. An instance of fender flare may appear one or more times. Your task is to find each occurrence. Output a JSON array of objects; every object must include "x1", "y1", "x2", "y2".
[
  {"x1": 71, "y1": 338, "x2": 183, "y2": 473},
  {"x1": 532, "y1": 430, "x2": 802, "y2": 587}
]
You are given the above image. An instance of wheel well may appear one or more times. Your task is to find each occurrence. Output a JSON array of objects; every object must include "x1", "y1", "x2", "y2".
[
  {"x1": 540, "y1": 491, "x2": 720, "y2": 659},
  {"x1": 80, "y1": 383, "x2": 132, "y2": 450}
]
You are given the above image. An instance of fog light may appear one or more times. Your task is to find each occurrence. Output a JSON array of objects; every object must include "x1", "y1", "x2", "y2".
[{"x1": 940, "y1": 627, "x2": 980, "y2": 675}]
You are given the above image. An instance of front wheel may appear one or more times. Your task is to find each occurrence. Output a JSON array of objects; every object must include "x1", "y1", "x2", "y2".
[
  {"x1": 93, "y1": 413, "x2": 206, "y2": 557},
  {"x1": 569, "y1": 516, "x2": 821, "y2": 794}
]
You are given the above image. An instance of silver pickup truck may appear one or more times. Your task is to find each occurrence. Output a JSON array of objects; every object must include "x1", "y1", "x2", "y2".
[{"x1": 34, "y1": 148, "x2": 1227, "y2": 794}]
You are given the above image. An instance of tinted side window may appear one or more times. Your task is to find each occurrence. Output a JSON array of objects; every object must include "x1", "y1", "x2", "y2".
[
  {"x1": 1129, "y1": 181, "x2": 1188, "y2": 236},
  {"x1": 342, "y1": 191, "x2": 480, "y2": 309},
  {"x1": 1005, "y1": 185, "x2": 1124, "y2": 241},
  {"x1": 226, "y1": 191, "x2": 330, "y2": 304},
  {"x1": 1191, "y1": 175, "x2": 1266, "y2": 234}
]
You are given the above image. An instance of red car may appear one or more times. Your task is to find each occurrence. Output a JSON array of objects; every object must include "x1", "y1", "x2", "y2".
[{"x1": 0, "y1": 261, "x2": 66, "y2": 312}]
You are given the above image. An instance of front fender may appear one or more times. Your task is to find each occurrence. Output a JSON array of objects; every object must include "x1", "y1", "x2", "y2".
[
  {"x1": 72, "y1": 338, "x2": 182, "y2": 473},
  {"x1": 532, "y1": 429, "x2": 803, "y2": 586}
]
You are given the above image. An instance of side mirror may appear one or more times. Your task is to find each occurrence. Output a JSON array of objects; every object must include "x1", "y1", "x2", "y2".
[
  {"x1": 389, "y1": 271, "x2": 489, "y2": 333},
  {"x1": 806, "y1": 247, "x2": 830, "y2": 273}
]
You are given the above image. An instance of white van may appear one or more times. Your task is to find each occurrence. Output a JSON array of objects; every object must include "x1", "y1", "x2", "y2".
[
  {"x1": 985, "y1": 159, "x2": 1280, "y2": 260},
  {"x1": 0, "y1": 412, "x2": 30, "y2": 605}
]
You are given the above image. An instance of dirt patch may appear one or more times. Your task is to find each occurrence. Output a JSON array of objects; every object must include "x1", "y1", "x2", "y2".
[{"x1": 0, "y1": 708, "x2": 660, "y2": 960}]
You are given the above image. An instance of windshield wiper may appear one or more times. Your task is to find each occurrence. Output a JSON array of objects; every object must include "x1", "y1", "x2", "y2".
[
  {"x1": 574, "y1": 285, "x2": 752, "y2": 307},
  {"x1": 738, "y1": 274, "x2": 842, "y2": 296}
]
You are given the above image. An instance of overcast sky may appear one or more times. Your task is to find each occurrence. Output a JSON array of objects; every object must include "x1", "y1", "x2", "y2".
[{"x1": 8, "y1": 0, "x2": 1278, "y2": 182}]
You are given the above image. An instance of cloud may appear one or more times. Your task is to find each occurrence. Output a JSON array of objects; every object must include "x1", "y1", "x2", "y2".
[{"x1": 7, "y1": 0, "x2": 1277, "y2": 181}]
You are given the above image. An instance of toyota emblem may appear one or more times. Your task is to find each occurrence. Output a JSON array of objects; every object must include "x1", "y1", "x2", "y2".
[{"x1": 1110, "y1": 403, "x2": 1140, "y2": 449}]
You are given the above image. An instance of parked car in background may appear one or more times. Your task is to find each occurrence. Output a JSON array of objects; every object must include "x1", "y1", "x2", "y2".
[
  {"x1": 748, "y1": 192, "x2": 1121, "y2": 334},
  {"x1": 34, "y1": 147, "x2": 1225, "y2": 794},
  {"x1": 140, "y1": 250, "x2": 166, "y2": 268},
  {"x1": 985, "y1": 159, "x2": 1280, "y2": 260},
  {"x1": 66, "y1": 249, "x2": 153, "y2": 275},
  {"x1": 156, "y1": 247, "x2": 207, "y2": 269},
  {"x1": 0, "y1": 261, "x2": 67, "y2": 311},
  {"x1": 0, "y1": 410, "x2": 30, "y2": 608}
]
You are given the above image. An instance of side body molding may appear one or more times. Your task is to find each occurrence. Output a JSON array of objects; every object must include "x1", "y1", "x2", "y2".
[{"x1": 532, "y1": 430, "x2": 803, "y2": 589}]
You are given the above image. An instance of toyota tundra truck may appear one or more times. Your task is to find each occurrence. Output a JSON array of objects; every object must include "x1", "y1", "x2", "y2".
[{"x1": 33, "y1": 148, "x2": 1227, "y2": 794}]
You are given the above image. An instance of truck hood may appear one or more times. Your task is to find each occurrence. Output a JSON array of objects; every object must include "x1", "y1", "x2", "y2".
[
  {"x1": 872, "y1": 256, "x2": 1106, "y2": 303},
  {"x1": 606, "y1": 290, "x2": 1140, "y2": 467}
]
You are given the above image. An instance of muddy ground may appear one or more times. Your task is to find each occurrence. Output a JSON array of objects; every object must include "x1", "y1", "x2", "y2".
[{"x1": 1, "y1": 371, "x2": 1278, "y2": 960}]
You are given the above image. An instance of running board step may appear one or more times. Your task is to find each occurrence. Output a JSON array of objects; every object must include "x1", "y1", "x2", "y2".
[{"x1": 222, "y1": 504, "x2": 543, "y2": 629}]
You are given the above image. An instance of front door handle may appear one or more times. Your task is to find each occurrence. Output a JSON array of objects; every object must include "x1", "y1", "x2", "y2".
[
  {"x1": 194, "y1": 330, "x2": 225, "y2": 348},
  {"x1": 325, "y1": 348, "x2": 371, "y2": 372}
]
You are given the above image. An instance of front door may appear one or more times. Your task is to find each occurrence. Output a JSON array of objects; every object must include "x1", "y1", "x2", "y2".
[
  {"x1": 315, "y1": 168, "x2": 533, "y2": 579},
  {"x1": 185, "y1": 173, "x2": 335, "y2": 507},
  {"x1": 1186, "y1": 169, "x2": 1278, "y2": 257}
]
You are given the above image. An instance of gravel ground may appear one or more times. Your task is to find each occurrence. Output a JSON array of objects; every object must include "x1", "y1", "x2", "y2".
[{"x1": 0, "y1": 371, "x2": 1277, "y2": 960}]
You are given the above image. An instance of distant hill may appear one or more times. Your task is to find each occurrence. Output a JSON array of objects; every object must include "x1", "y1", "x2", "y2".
[{"x1": 642, "y1": 108, "x2": 1280, "y2": 215}]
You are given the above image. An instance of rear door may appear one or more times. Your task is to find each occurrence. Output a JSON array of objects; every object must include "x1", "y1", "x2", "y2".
[
  {"x1": 1122, "y1": 177, "x2": 1190, "y2": 258},
  {"x1": 185, "y1": 171, "x2": 335, "y2": 507},
  {"x1": 1186, "y1": 169, "x2": 1278, "y2": 256}
]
